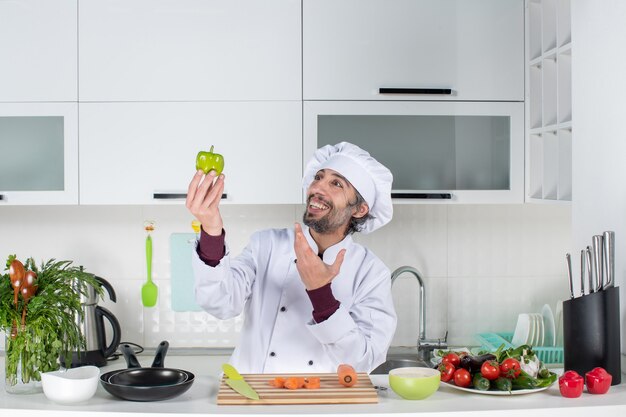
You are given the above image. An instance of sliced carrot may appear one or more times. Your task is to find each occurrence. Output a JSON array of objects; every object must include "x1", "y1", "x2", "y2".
[
  {"x1": 337, "y1": 364, "x2": 358, "y2": 387},
  {"x1": 268, "y1": 377, "x2": 285, "y2": 388},
  {"x1": 283, "y1": 377, "x2": 301, "y2": 390},
  {"x1": 270, "y1": 375, "x2": 321, "y2": 390},
  {"x1": 304, "y1": 377, "x2": 321, "y2": 389}
]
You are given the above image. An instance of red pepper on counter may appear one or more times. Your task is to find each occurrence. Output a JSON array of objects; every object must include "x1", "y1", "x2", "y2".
[
  {"x1": 559, "y1": 370, "x2": 584, "y2": 398},
  {"x1": 585, "y1": 367, "x2": 612, "y2": 395}
]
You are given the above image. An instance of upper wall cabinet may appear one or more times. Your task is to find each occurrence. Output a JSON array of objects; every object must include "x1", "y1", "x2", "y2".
[
  {"x1": 79, "y1": 0, "x2": 301, "y2": 102},
  {"x1": 0, "y1": 0, "x2": 77, "y2": 102},
  {"x1": 303, "y1": 0, "x2": 524, "y2": 101},
  {"x1": 0, "y1": 103, "x2": 79, "y2": 205},
  {"x1": 79, "y1": 101, "x2": 302, "y2": 205},
  {"x1": 304, "y1": 101, "x2": 525, "y2": 204}
]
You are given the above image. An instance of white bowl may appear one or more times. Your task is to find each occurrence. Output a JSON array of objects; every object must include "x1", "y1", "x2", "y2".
[{"x1": 41, "y1": 366, "x2": 100, "y2": 404}]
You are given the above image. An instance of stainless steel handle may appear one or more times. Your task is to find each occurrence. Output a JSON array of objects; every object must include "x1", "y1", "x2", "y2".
[
  {"x1": 565, "y1": 253, "x2": 574, "y2": 299},
  {"x1": 586, "y1": 247, "x2": 594, "y2": 294},
  {"x1": 592, "y1": 235, "x2": 604, "y2": 291},
  {"x1": 603, "y1": 231, "x2": 615, "y2": 289},
  {"x1": 580, "y1": 249, "x2": 586, "y2": 296}
]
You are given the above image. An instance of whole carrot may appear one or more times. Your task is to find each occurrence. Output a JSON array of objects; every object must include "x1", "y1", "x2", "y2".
[{"x1": 337, "y1": 364, "x2": 358, "y2": 387}]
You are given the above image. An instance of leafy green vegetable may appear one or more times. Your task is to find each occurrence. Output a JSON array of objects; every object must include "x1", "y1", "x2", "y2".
[
  {"x1": 1, "y1": 257, "x2": 103, "y2": 385},
  {"x1": 474, "y1": 344, "x2": 557, "y2": 391}
]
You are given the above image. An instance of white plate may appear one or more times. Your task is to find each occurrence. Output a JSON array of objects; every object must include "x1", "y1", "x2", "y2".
[
  {"x1": 511, "y1": 314, "x2": 531, "y2": 346},
  {"x1": 528, "y1": 314, "x2": 536, "y2": 346},
  {"x1": 442, "y1": 382, "x2": 552, "y2": 396},
  {"x1": 542, "y1": 304, "x2": 556, "y2": 347},
  {"x1": 555, "y1": 301, "x2": 563, "y2": 346},
  {"x1": 529, "y1": 314, "x2": 540, "y2": 346},
  {"x1": 535, "y1": 313, "x2": 545, "y2": 347}
]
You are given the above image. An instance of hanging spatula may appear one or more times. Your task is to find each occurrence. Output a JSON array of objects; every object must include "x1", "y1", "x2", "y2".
[{"x1": 142, "y1": 221, "x2": 158, "y2": 307}]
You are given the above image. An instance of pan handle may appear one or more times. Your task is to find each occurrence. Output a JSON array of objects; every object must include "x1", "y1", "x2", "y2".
[
  {"x1": 120, "y1": 344, "x2": 142, "y2": 369},
  {"x1": 151, "y1": 341, "x2": 169, "y2": 368}
]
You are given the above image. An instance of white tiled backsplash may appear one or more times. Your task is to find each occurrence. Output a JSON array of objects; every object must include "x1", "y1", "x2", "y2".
[{"x1": 0, "y1": 204, "x2": 571, "y2": 350}]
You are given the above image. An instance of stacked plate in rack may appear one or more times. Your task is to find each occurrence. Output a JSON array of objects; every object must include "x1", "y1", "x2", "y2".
[{"x1": 511, "y1": 304, "x2": 557, "y2": 348}]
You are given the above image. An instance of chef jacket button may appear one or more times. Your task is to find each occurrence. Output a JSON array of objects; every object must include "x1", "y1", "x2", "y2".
[
  {"x1": 270, "y1": 351, "x2": 276, "y2": 357},
  {"x1": 308, "y1": 360, "x2": 313, "y2": 366},
  {"x1": 294, "y1": 259, "x2": 297, "y2": 263},
  {"x1": 280, "y1": 306, "x2": 286, "y2": 312}
]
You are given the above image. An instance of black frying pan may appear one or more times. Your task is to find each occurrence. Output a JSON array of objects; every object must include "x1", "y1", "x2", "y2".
[{"x1": 100, "y1": 341, "x2": 195, "y2": 401}]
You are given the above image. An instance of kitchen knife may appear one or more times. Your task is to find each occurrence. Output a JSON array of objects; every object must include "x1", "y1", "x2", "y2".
[
  {"x1": 566, "y1": 253, "x2": 574, "y2": 299},
  {"x1": 580, "y1": 249, "x2": 586, "y2": 296},
  {"x1": 222, "y1": 364, "x2": 259, "y2": 400},
  {"x1": 592, "y1": 235, "x2": 604, "y2": 292},
  {"x1": 586, "y1": 247, "x2": 594, "y2": 294},
  {"x1": 603, "y1": 231, "x2": 615, "y2": 289}
]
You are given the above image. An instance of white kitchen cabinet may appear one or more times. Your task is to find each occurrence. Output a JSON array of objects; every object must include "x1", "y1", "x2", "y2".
[
  {"x1": 79, "y1": 0, "x2": 301, "y2": 102},
  {"x1": 304, "y1": 101, "x2": 525, "y2": 204},
  {"x1": 0, "y1": 0, "x2": 77, "y2": 102},
  {"x1": 526, "y1": 0, "x2": 572, "y2": 202},
  {"x1": 79, "y1": 102, "x2": 302, "y2": 205},
  {"x1": 0, "y1": 103, "x2": 78, "y2": 204},
  {"x1": 303, "y1": 0, "x2": 524, "y2": 101}
]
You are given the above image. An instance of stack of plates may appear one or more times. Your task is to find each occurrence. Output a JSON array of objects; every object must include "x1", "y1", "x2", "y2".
[
  {"x1": 511, "y1": 304, "x2": 557, "y2": 347},
  {"x1": 554, "y1": 301, "x2": 563, "y2": 346}
]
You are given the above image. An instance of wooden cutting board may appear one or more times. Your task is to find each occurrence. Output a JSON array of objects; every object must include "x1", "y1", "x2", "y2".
[{"x1": 217, "y1": 372, "x2": 378, "y2": 405}]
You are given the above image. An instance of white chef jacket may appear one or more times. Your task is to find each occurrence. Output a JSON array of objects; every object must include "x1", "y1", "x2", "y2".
[{"x1": 192, "y1": 226, "x2": 397, "y2": 374}]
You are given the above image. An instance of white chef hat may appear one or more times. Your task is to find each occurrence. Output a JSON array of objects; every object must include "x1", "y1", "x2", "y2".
[{"x1": 302, "y1": 142, "x2": 393, "y2": 234}]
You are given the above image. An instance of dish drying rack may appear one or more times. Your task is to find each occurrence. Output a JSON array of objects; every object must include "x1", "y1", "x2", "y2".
[{"x1": 475, "y1": 332, "x2": 564, "y2": 364}]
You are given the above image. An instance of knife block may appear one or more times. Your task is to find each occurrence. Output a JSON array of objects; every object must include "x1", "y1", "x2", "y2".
[{"x1": 562, "y1": 286, "x2": 621, "y2": 385}]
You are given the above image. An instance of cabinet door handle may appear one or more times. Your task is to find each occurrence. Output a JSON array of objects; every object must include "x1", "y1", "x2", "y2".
[
  {"x1": 391, "y1": 193, "x2": 452, "y2": 199},
  {"x1": 379, "y1": 88, "x2": 452, "y2": 95},
  {"x1": 0, "y1": 194, "x2": 4, "y2": 201},
  {"x1": 153, "y1": 193, "x2": 227, "y2": 200}
]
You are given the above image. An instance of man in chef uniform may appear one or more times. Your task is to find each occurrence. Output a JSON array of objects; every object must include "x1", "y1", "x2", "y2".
[{"x1": 186, "y1": 142, "x2": 397, "y2": 373}]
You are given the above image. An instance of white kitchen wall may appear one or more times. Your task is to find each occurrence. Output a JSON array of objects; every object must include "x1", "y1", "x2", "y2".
[
  {"x1": 571, "y1": 0, "x2": 626, "y2": 363},
  {"x1": 0, "y1": 203, "x2": 570, "y2": 350}
]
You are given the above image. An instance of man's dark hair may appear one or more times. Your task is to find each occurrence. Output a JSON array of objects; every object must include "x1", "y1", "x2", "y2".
[{"x1": 346, "y1": 189, "x2": 374, "y2": 235}]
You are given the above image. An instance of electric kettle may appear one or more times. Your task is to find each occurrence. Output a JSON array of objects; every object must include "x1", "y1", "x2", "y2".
[{"x1": 70, "y1": 276, "x2": 122, "y2": 367}]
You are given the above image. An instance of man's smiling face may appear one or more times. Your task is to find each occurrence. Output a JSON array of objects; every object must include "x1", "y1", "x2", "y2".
[{"x1": 303, "y1": 169, "x2": 363, "y2": 235}]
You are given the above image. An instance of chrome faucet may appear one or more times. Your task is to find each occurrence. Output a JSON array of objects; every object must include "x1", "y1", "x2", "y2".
[{"x1": 391, "y1": 265, "x2": 448, "y2": 361}]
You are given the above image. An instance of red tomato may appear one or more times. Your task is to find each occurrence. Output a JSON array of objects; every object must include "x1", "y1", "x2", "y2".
[
  {"x1": 438, "y1": 362, "x2": 455, "y2": 383},
  {"x1": 453, "y1": 368, "x2": 472, "y2": 388},
  {"x1": 480, "y1": 360, "x2": 500, "y2": 380},
  {"x1": 442, "y1": 353, "x2": 461, "y2": 368},
  {"x1": 500, "y1": 358, "x2": 521, "y2": 379}
]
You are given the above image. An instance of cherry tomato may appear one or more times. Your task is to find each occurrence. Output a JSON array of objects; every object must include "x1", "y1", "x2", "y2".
[
  {"x1": 453, "y1": 368, "x2": 472, "y2": 388},
  {"x1": 438, "y1": 362, "x2": 456, "y2": 383},
  {"x1": 480, "y1": 360, "x2": 500, "y2": 381},
  {"x1": 500, "y1": 358, "x2": 521, "y2": 379},
  {"x1": 442, "y1": 353, "x2": 461, "y2": 368}
]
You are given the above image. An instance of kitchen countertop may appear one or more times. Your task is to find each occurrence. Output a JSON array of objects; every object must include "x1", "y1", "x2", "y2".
[{"x1": 1, "y1": 354, "x2": 626, "y2": 417}]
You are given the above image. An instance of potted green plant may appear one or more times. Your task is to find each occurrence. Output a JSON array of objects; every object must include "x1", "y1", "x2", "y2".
[{"x1": 0, "y1": 255, "x2": 102, "y2": 394}]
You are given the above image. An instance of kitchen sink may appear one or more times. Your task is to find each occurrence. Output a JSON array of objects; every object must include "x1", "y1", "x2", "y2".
[{"x1": 370, "y1": 357, "x2": 431, "y2": 374}]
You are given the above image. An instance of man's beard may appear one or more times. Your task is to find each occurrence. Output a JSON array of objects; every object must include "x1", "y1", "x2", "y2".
[{"x1": 303, "y1": 195, "x2": 353, "y2": 235}]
